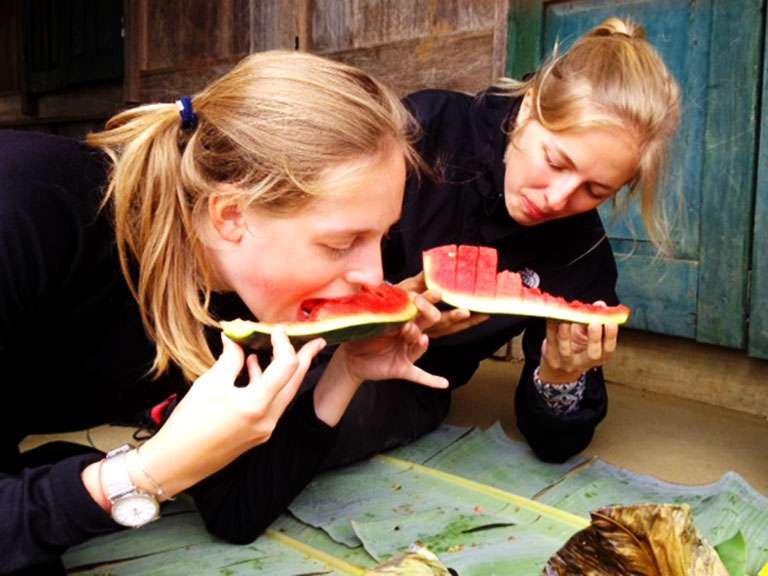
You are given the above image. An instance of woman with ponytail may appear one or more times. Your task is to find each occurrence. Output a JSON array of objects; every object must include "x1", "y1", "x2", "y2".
[
  {"x1": 313, "y1": 18, "x2": 682, "y2": 468},
  {"x1": 0, "y1": 51, "x2": 448, "y2": 574}
]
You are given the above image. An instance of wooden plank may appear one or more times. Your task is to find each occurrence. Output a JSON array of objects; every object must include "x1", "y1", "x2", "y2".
[
  {"x1": 249, "y1": 0, "x2": 300, "y2": 52},
  {"x1": 697, "y1": 0, "x2": 762, "y2": 349},
  {"x1": 311, "y1": 0, "x2": 497, "y2": 53},
  {"x1": 604, "y1": 329, "x2": 768, "y2": 419},
  {"x1": 749, "y1": 0, "x2": 768, "y2": 360},
  {"x1": 122, "y1": 0, "x2": 143, "y2": 103},
  {"x1": 613, "y1": 252, "x2": 698, "y2": 339},
  {"x1": 491, "y1": 0, "x2": 509, "y2": 81},
  {"x1": 326, "y1": 29, "x2": 495, "y2": 97},
  {"x1": 138, "y1": 61, "x2": 239, "y2": 103}
]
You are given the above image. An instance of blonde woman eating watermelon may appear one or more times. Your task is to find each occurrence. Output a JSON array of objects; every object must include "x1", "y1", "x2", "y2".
[
  {"x1": 314, "y1": 17, "x2": 681, "y2": 468},
  {"x1": 0, "y1": 51, "x2": 449, "y2": 574}
]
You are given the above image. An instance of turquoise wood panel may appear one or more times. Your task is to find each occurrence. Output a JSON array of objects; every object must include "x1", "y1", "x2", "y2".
[
  {"x1": 612, "y1": 249, "x2": 698, "y2": 338},
  {"x1": 507, "y1": 0, "x2": 759, "y2": 346},
  {"x1": 749, "y1": 2, "x2": 768, "y2": 360},
  {"x1": 696, "y1": 0, "x2": 761, "y2": 349}
]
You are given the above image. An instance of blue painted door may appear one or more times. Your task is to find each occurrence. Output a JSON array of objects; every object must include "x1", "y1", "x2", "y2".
[{"x1": 508, "y1": 0, "x2": 762, "y2": 351}]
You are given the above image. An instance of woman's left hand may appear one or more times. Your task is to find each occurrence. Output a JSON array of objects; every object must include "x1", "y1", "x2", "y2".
[
  {"x1": 339, "y1": 292, "x2": 448, "y2": 389},
  {"x1": 539, "y1": 301, "x2": 619, "y2": 382}
]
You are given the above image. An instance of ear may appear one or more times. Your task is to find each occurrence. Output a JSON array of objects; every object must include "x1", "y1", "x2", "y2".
[
  {"x1": 516, "y1": 89, "x2": 534, "y2": 126},
  {"x1": 208, "y1": 192, "x2": 246, "y2": 243}
]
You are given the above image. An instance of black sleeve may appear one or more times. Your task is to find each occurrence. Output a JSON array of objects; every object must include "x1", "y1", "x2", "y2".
[
  {"x1": 0, "y1": 452, "x2": 118, "y2": 573},
  {"x1": 0, "y1": 134, "x2": 121, "y2": 573},
  {"x1": 514, "y1": 319, "x2": 608, "y2": 463},
  {"x1": 188, "y1": 389, "x2": 339, "y2": 544},
  {"x1": 513, "y1": 225, "x2": 617, "y2": 463}
]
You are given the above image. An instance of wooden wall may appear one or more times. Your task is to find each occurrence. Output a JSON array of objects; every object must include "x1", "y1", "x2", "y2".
[
  {"x1": 0, "y1": 0, "x2": 509, "y2": 134},
  {"x1": 127, "y1": 0, "x2": 508, "y2": 104}
]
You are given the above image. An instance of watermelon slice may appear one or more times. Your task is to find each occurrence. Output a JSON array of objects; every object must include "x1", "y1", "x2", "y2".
[
  {"x1": 221, "y1": 283, "x2": 418, "y2": 349},
  {"x1": 423, "y1": 244, "x2": 630, "y2": 324}
]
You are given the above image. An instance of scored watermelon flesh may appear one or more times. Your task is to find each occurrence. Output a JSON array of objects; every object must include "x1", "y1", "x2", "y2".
[
  {"x1": 423, "y1": 244, "x2": 630, "y2": 324},
  {"x1": 299, "y1": 283, "x2": 412, "y2": 322}
]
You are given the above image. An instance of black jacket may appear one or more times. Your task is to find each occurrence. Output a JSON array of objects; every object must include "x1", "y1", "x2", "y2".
[
  {"x1": 390, "y1": 89, "x2": 615, "y2": 462},
  {"x1": 0, "y1": 131, "x2": 337, "y2": 573},
  {"x1": 311, "y1": 89, "x2": 615, "y2": 471}
]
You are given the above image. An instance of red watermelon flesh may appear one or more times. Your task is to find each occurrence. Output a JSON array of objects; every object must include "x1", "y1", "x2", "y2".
[
  {"x1": 221, "y1": 283, "x2": 418, "y2": 349},
  {"x1": 299, "y1": 283, "x2": 413, "y2": 321},
  {"x1": 423, "y1": 244, "x2": 630, "y2": 324},
  {"x1": 474, "y1": 247, "x2": 498, "y2": 298},
  {"x1": 456, "y1": 245, "x2": 478, "y2": 294}
]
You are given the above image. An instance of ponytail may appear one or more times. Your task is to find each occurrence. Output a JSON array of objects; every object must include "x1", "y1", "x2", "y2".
[{"x1": 88, "y1": 51, "x2": 419, "y2": 382}]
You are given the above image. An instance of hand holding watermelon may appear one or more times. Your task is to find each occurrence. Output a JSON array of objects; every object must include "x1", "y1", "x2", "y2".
[
  {"x1": 129, "y1": 329, "x2": 326, "y2": 499},
  {"x1": 539, "y1": 308, "x2": 619, "y2": 383},
  {"x1": 311, "y1": 293, "x2": 449, "y2": 427},
  {"x1": 337, "y1": 292, "x2": 449, "y2": 388},
  {"x1": 397, "y1": 272, "x2": 490, "y2": 339}
]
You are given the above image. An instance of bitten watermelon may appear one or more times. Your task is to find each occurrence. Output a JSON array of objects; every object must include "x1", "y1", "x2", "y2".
[
  {"x1": 423, "y1": 244, "x2": 630, "y2": 324},
  {"x1": 221, "y1": 283, "x2": 418, "y2": 349}
]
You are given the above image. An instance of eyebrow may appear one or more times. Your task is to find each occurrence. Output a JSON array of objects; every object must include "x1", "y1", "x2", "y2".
[{"x1": 550, "y1": 141, "x2": 614, "y2": 195}]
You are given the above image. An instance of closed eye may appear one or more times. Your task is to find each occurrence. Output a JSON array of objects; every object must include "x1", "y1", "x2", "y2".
[{"x1": 544, "y1": 147, "x2": 565, "y2": 171}]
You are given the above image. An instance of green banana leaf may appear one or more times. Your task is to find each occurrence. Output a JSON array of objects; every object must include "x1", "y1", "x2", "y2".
[{"x1": 716, "y1": 531, "x2": 748, "y2": 576}]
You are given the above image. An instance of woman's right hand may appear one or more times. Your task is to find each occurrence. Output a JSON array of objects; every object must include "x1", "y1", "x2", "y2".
[
  {"x1": 398, "y1": 272, "x2": 489, "y2": 339},
  {"x1": 83, "y1": 331, "x2": 326, "y2": 508}
]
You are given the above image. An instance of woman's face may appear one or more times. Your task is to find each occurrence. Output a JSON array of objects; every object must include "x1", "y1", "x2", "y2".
[
  {"x1": 503, "y1": 97, "x2": 640, "y2": 226},
  {"x1": 208, "y1": 140, "x2": 406, "y2": 322}
]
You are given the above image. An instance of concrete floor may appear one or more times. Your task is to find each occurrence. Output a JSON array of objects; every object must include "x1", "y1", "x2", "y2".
[
  {"x1": 21, "y1": 356, "x2": 768, "y2": 497},
  {"x1": 446, "y1": 357, "x2": 768, "y2": 496}
]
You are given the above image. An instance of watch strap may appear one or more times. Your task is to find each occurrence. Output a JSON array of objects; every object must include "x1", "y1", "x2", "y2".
[{"x1": 102, "y1": 444, "x2": 141, "y2": 501}]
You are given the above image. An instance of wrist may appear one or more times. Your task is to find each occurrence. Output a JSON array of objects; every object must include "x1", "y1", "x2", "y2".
[
  {"x1": 537, "y1": 361, "x2": 583, "y2": 384},
  {"x1": 81, "y1": 460, "x2": 111, "y2": 512},
  {"x1": 313, "y1": 346, "x2": 364, "y2": 427}
]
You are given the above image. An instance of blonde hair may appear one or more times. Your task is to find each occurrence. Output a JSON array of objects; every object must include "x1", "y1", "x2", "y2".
[
  {"x1": 87, "y1": 50, "x2": 419, "y2": 382},
  {"x1": 499, "y1": 18, "x2": 681, "y2": 252}
]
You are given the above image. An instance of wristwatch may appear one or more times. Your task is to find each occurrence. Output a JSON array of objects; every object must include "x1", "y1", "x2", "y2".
[{"x1": 101, "y1": 444, "x2": 160, "y2": 528}]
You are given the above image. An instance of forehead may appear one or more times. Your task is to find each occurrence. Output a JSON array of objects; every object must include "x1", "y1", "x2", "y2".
[
  {"x1": 553, "y1": 126, "x2": 640, "y2": 185},
  {"x1": 297, "y1": 143, "x2": 406, "y2": 228}
]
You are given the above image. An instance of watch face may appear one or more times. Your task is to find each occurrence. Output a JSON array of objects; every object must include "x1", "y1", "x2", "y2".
[{"x1": 111, "y1": 493, "x2": 160, "y2": 528}]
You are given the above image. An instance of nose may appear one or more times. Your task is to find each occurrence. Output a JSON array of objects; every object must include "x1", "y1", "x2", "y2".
[
  {"x1": 544, "y1": 174, "x2": 581, "y2": 212},
  {"x1": 344, "y1": 241, "x2": 384, "y2": 287}
]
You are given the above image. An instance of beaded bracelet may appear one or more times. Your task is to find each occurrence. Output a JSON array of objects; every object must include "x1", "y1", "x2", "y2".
[{"x1": 532, "y1": 366, "x2": 586, "y2": 416}]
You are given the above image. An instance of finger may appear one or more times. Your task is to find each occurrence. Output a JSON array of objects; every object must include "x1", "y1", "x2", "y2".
[
  {"x1": 421, "y1": 288, "x2": 443, "y2": 305},
  {"x1": 400, "y1": 361, "x2": 449, "y2": 389},
  {"x1": 544, "y1": 320, "x2": 559, "y2": 361},
  {"x1": 449, "y1": 308, "x2": 471, "y2": 322},
  {"x1": 254, "y1": 328, "x2": 300, "y2": 399},
  {"x1": 246, "y1": 353, "x2": 262, "y2": 380},
  {"x1": 557, "y1": 322, "x2": 572, "y2": 358},
  {"x1": 571, "y1": 322, "x2": 588, "y2": 353},
  {"x1": 603, "y1": 322, "x2": 619, "y2": 355},
  {"x1": 413, "y1": 294, "x2": 441, "y2": 330},
  {"x1": 587, "y1": 322, "x2": 603, "y2": 361},
  {"x1": 271, "y1": 337, "x2": 326, "y2": 410},
  {"x1": 209, "y1": 333, "x2": 246, "y2": 382}
]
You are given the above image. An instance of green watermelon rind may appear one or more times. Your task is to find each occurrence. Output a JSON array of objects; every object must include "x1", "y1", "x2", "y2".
[
  {"x1": 423, "y1": 251, "x2": 630, "y2": 325},
  {"x1": 221, "y1": 305, "x2": 418, "y2": 350}
]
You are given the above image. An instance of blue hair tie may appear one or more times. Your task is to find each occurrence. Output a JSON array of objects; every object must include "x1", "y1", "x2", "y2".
[{"x1": 175, "y1": 96, "x2": 198, "y2": 129}]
